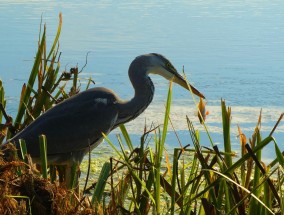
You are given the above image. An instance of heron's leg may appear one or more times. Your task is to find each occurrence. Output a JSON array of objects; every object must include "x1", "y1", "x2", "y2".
[
  {"x1": 49, "y1": 165, "x2": 57, "y2": 183},
  {"x1": 73, "y1": 163, "x2": 81, "y2": 196},
  {"x1": 65, "y1": 162, "x2": 80, "y2": 195},
  {"x1": 64, "y1": 164, "x2": 72, "y2": 189},
  {"x1": 57, "y1": 165, "x2": 67, "y2": 184}
]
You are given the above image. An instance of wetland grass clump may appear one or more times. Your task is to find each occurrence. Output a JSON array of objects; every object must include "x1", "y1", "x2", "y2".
[
  {"x1": 1, "y1": 14, "x2": 284, "y2": 214},
  {"x1": 0, "y1": 14, "x2": 96, "y2": 214},
  {"x1": 101, "y1": 90, "x2": 284, "y2": 215}
]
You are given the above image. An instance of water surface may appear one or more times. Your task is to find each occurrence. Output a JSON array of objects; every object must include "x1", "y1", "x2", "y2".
[{"x1": 0, "y1": 1, "x2": 283, "y2": 160}]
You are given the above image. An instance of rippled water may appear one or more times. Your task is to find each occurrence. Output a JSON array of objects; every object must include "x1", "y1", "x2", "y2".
[{"x1": 0, "y1": 1, "x2": 283, "y2": 160}]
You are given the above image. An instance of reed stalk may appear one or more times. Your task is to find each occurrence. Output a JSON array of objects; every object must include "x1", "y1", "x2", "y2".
[{"x1": 39, "y1": 134, "x2": 48, "y2": 179}]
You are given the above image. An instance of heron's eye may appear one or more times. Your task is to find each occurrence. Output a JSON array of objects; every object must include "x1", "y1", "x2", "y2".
[{"x1": 166, "y1": 62, "x2": 173, "y2": 69}]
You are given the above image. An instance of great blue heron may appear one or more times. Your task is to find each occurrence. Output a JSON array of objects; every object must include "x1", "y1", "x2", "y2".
[{"x1": 3, "y1": 53, "x2": 204, "y2": 185}]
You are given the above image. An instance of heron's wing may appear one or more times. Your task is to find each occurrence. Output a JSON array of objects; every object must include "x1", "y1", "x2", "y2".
[{"x1": 11, "y1": 88, "x2": 118, "y2": 158}]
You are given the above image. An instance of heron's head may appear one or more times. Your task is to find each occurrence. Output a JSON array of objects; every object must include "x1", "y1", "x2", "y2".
[{"x1": 145, "y1": 53, "x2": 205, "y2": 98}]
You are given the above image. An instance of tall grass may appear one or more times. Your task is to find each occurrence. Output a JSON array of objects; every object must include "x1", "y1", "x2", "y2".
[
  {"x1": 98, "y1": 80, "x2": 283, "y2": 214},
  {"x1": 0, "y1": 13, "x2": 94, "y2": 213}
]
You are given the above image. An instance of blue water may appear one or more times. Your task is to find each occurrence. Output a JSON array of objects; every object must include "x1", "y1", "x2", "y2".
[{"x1": 0, "y1": 1, "x2": 283, "y2": 161}]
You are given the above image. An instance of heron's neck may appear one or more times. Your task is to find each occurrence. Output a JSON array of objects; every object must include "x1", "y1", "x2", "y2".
[{"x1": 117, "y1": 73, "x2": 154, "y2": 125}]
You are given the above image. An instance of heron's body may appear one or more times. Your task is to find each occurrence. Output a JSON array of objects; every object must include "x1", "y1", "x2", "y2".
[
  {"x1": 5, "y1": 53, "x2": 204, "y2": 168},
  {"x1": 12, "y1": 88, "x2": 120, "y2": 164}
]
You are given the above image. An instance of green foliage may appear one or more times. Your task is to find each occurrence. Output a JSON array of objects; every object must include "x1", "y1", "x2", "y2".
[
  {"x1": 0, "y1": 14, "x2": 96, "y2": 213},
  {"x1": 101, "y1": 94, "x2": 283, "y2": 214},
  {"x1": 39, "y1": 135, "x2": 48, "y2": 179},
  {"x1": 18, "y1": 139, "x2": 28, "y2": 163},
  {"x1": 92, "y1": 162, "x2": 111, "y2": 207}
]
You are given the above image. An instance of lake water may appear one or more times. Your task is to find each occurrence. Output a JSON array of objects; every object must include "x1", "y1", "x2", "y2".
[{"x1": 0, "y1": 1, "x2": 283, "y2": 162}]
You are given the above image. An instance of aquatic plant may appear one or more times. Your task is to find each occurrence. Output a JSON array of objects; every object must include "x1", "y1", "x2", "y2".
[{"x1": 100, "y1": 83, "x2": 283, "y2": 215}]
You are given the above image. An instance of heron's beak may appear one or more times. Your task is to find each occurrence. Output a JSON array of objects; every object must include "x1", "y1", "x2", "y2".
[{"x1": 172, "y1": 72, "x2": 205, "y2": 99}]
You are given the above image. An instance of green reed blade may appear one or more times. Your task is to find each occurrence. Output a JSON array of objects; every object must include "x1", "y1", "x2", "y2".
[
  {"x1": 92, "y1": 162, "x2": 111, "y2": 205},
  {"x1": 248, "y1": 129, "x2": 262, "y2": 214},
  {"x1": 161, "y1": 81, "x2": 172, "y2": 150},
  {"x1": 116, "y1": 134, "x2": 126, "y2": 157},
  {"x1": 39, "y1": 134, "x2": 48, "y2": 179},
  {"x1": 103, "y1": 133, "x2": 123, "y2": 159},
  {"x1": 263, "y1": 175, "x2": 272, "y2": 214},
  {"x1": 14, "y1": 28, "x2": 46, "y2": 128},
  {"x1": 119, "y1": 124, "x2": 133, "y2": 151},
  {"x1": 18, "y1": 139, "x2": 28, "y2": 163},
  {"x1": 278, "y1": 167, "x2": 284, "y2": 213},
  {"x1": 170, "y1": 148, "x2": 179, "y2": 214},
  {"x1": 86, "y1": 77, "x2": 92, "y2": 90},
  {"x1": 46, "y1": 13, "x2": 62, "y2": 61},
  {"x1": 221, "y1": 99, "x2": 232, "y2": 167},
  {"x1": 274, "y1": 139, "x2": 284, "y2": 167},
  {"x1": 137, "y1": 134, "x2": 145, "y2": 203},
  {"x1": 156, "y1": 80, "x2": 172, "y2": 214},
  {"x1": 139, "y1": 147, "x2": 155, "y2": 214}
]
